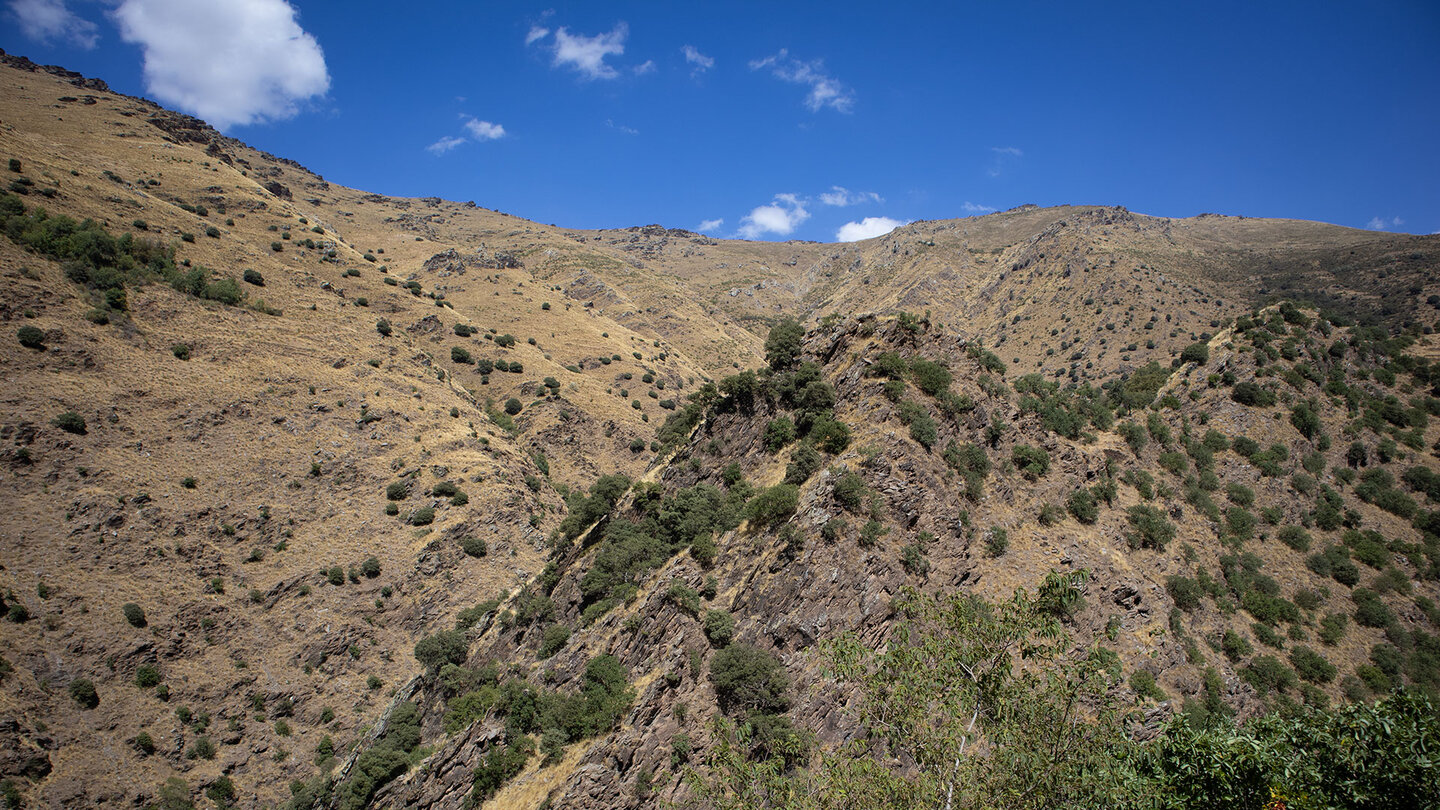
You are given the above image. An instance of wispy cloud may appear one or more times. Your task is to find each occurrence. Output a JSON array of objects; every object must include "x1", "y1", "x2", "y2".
[
  {"x1": 427, "y1": 135, "x2": 466, "y2": 155},
  {"x1": 682, "y1": 44, "x2": 714, "y2": 75},
  {"x1": 111, "y1": 0, "x2": 329, "y2": 131},
  {"x1": 961, "y1": 201, "x2": 996, "y2": 214},
  {"x1": 986, "y1": 146, "x2": 1023, "y2": 177},
  {"x1": 749, "y1": 49, "x2": 854, "y2": 113},
  {"x1": 463, "y1": 118, "x2": 505, "y2": 141},
  {"x1": 737, "y1": 193, "x2": 810, "y2": 239},
  {"x1": 837, "y1": 216, "x2": 906, "y2": 242},
  {"x1": 606, "y1": 119, "x2": 639, "y2": 135},
  {"x1": 8, "y1": 0, "x2": 98, "y2": 48},
  {"x1": 633, "y1": 59, "x2": 656, "y2": 76},
  {"x1": 819, "y1": 186, "x2": 882, "y2": 207},
  {"x1": 1366, "y1": 215, "x2": 1405, "y2": 231},
  {"x1": 529, "y1": 22, "x2": 629, "y2": 80},
  {"x1": 697, "y1": 218, "x2": 724, "y2": 232}
]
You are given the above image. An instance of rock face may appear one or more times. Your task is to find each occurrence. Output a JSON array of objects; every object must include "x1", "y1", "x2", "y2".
[{"x1": 421, "y1": 247, "x2": 522, "y2": 274}]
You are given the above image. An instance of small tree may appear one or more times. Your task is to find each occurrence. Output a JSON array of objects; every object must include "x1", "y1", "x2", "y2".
[
  {"x1": 414, "y1": 629, "x2": 469, "y2": 672},
  {"x1": 710, "y1": 643, "x2": 790, "y2": 715},
  {"x1": 764, "y1": 317, "x2": 805, "y2": 371}
]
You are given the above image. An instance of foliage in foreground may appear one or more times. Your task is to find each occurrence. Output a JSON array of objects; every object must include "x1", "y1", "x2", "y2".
[{"x1": 690, "y1": 572, "x2": 1440, "y2": 810}]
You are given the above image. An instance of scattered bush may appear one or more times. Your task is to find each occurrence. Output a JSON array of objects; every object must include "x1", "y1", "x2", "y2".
[
  {"x1": 710, "y1": 643, "x2": 790, "y2": 716},
  {"x1": 122, "y1": 602, "x2": 147, "y2": 628},
  {"x1": 1011, "y1": 445, "x2": 1050, "y2": 479},
  {"x1": 17, "y1": 325, "x2": 44, "y2": 349},
  {"x1": 985, "y1": 527, "x2": 1009, "y2": 557},
  {"x1": 461, "y1": 536, "x2": 487, "y2": 558},
  {"x1": 1290, "y1": 646, "x2": 1337, "y2": 684},
  {"x1": 1127, "y1": 505, "x2": 1176, "y2": 551},
  {"x1": 69, "y1": 678, "x2": 99, "y2": 708},
  {"x1": 704, "y1": 609, "x2": 736, "y2": 647},
  {"x1": 51, "y1": 411, "x2": 86, "y2": 434}
]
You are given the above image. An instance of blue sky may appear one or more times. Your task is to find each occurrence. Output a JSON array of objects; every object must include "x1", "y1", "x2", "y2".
[{"x1": 5, "y1": 1, "x2": 1438, "y2": 241}]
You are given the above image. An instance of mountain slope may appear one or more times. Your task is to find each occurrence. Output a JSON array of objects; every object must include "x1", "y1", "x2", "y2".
[{"x1": 0, "y1": 51, "x2": 1438, "y2": 808}]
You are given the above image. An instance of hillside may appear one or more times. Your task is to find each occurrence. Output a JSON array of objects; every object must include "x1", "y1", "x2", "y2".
[{"x1": 0, "y1": 52, "x2": 1438, "y2": 809}]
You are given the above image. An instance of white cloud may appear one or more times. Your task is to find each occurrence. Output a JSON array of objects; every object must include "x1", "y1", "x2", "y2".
[
  {"x1": 8, "y1": 0, "x2": 98, "y2": 48},
  {"x1": 633, "y1": 59, "x2": 655, "y2": 76},
  {"x1": 961, "y1": 202, "x2": 996, "y2": 214},
  {"x1": 543, "y1": 22, "x2": 628, "y2": 80},
  {"x1": 427, "y1": 135, "x2": 466, "y2": 155},
  {"x1": 1366, "y1": 215, "x2": 1405, "y2": 231},
  {"x1": 682, "y1": 44, "x2": 714, "y2": 74},
  {"x1": 750, "y1": 49, "x2": 854, "y2": 113},
  {"x1": 605, "y1": 119, "x2": 639, "y2": 135},
  {"x1": 737, "y1": 193, "x2": 810, "y2": 239},
  {"x1": 986, "y1": 146, "x2": 1023, "y2": 177},
  {"x1": 696, "y1": 218, "x2": 724, "y2": 232},
  {"x1": 463, "y1": 118, "x2": 505, "y2": 141},
  {"x1": 819, "y1": 186, "x2": 881, "y2": 207},
  {"x1": 837, "y1": 216, "x2": 905, "y2": 242},
  {"x1": 525, "y1": 25, "x2": 550, "y2": 45},
  {"x1": 112, "y1": 0, "x2": 329, "y2": 130}
]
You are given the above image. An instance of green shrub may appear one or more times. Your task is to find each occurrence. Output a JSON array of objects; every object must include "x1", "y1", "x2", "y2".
[
  {"x1": 1290, "y1": 646, "x2": 1337, "y2": 684},
  {"x1": 451, "y1": 346, "x2": 472, "y2": 364},
  {"x1": 1127, "y1": 505, "x2": 1176, "y2": 550},
  {"x1": 985, "y1": 527, "x2": 1009, "y2": 557},
  {"x1": 710, "y1": 643, "x2": 790, "y2": 715},
  {"x1": 833, "y1": 471, "x2": 868, "y2": 513},
  {"x1": 376, "y1": 319, "x2": 392, "y2": 336},
  {"x1": 409, "y1": 506, "x2": 435, "y2": 526},
  {"x1": 51, "y1": 411, "x2": 86, "y2": 434},
  {"x1": 910, "y1": 358, "x2": 953, "y2": 396},
  {"x1": 461, "y1": 536, "x2": 487, "y2": 558},
  {"x1": 1278, "y1": 526, "x2": 1312, "y2": 552},
  {"x1": 69, "y1": 678, "x2": 99, "y2": 708},
  {"x1": 134, "y1": 664, "x2": 161, "y2": 688},
  {"x1": 1241, "y1": 655, "x2": 1296, "y2": 696},
  {"x1": 1066, "y1": 488, "x2": 1099, "y2": 524},
  {"x1": 1166, "y1": 576, "x2": 1203, "y2": 611},
  {"x1": 1130, "y1": 669, "x2": 1168, "y2": 701},
  {"x1": 763, "y1": 416, "x2": 796, "y2": 452},
  {"x1": 1222, "y1": 629, "x2": 1254, "y2": 661},
  {"x1": 704, "y1": 610, "x2": 736, "y2": 647},
  {"x1": 1232, "y1": 381, "x2": 1277, "y2": 407},
  {"x1": 17, "y1": 325, "x2": 45, "y2": 349},
  {"x1": 859, "y1": 519, "x2": 888, "y2": 549},
  {"x1": 1011, "y1": 445, "x2": 1050, "y2": 479},
  {"x1": 122, "y1": 602, "x2": 147, "y2": 627},
  {"x1": 1118, "y1": 421, "x2": 1148, "y2": 456},
  {"x1": 1319, "y1": 613, "x2": 1349, "y2": 645},
  {"x1": 746, "y1": 484, "x2": 798, "y2": 527},
  {"x1": 538, "y1": 624, "x2": 571, "y2": 659},
  {"x1": 504, "y1": 397, "x2": 522, "y2": 415},
  {"x1": 360, "y1": 556, "x2": 381, "y2": 578}
]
